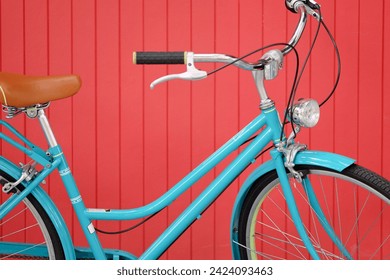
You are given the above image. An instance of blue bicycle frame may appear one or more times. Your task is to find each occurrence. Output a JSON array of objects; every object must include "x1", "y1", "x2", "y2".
[{"x1": 0, "y1": 97, "x2": 355, "y2": 260}]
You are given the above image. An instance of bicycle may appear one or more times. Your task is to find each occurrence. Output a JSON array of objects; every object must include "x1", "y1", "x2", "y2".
[{"x1": 0, "y1": 0, "x2": 389, "y2": 260}]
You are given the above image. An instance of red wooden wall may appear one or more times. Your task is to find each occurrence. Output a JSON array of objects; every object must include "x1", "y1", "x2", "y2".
[{"x1": 0, "y1": 0, "x2": 389, "y2": 259}]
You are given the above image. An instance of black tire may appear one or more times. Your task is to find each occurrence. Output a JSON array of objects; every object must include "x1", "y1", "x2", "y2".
[
  {"x1": 237, "y1": 164, "x2": 390, "y2": 260},
  {"x1": 0, "y1": 169, "x2": 65, "y2": 259}
]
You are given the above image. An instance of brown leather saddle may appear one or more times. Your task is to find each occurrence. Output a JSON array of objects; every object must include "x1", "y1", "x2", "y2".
[{"x1": 0, "y1": 72, "x2": 81, "y2": 108}]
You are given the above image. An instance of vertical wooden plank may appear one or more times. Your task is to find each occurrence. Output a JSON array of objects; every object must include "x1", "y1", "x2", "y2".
[
  {"x1": 24, "y1": 0, "x2": 48, "y2": 155},
  {"x1": 23, "y1": 0, "x2": 49, "y2": 246},
  {"x1": 237, "y1": 0, "x2": 264, "y2": 191},
  {"x1": 165, "y1": 0, "x2": 192, "y2": 259},
  {"x1": 358, "y1": 0, "x2": 384, "y2": 257},
  {"x1": 262, "y1": 0, "x2": 291, "y2": 259},
  {"x1": 0, "y1": 0, "x2": 25, "y2": 73},
  {"x1": 190, "y1": 0, "x2": 216, "y2": 260},
  {"x1": 95, "y1": 0, "x2": 121, "y2": 249},
  {"x1": 263, "y1": 0, "x2": 288, "y2": 110},
  {"x1": 358, "y1": 0, "x2": 383, "y2": 172},
  {"x1": 214, "y1": 0, "x2": 239, "y2": 259},
  {"x1": 239, "y1": 0, "x2": 268, "y2": 259},
  {"x1": 72, "y1": 0, "x2": 97, "y2": 247},
  {"x1": 0, "y1": 0, "x2": 26, "y2": 246},
  {"x1": 47, "y1": 0, "x2": 74, "y2": 243},
  {"x1": 143, "y1": 0, "x2": 168, "y2": 259},
  {"x1": 24, "y1": 0, "x2": 48, "y2": 75},
  {"x1": 238, "y1": 0, "x2": 263, "y2": 125},
  {"x1": 382, "y1": 0, "x2": 390, "y2": 259},
  {"x1": 119, "y1": 0, "x2": 146, "y2": 257},
  {"x1": 334, "y1": 2, "x2": 359, "y2": 160},
  {"x1": 383, "y1": 0, "x2": 390, "y2": 184},
  {"x1": 303, "y1": 1, "x2": 336, "y2": 259},
  {"x1": 334, "y1": 0, "x2": 360, "y2": 255},
  {"x1": 0, "y1": 0, "x2": 25, "y2": 164}
]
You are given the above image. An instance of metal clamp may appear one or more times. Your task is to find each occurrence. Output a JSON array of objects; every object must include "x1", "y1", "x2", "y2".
[
  {"x1": 150, "y1": 52, "x2": 207, "y2": 89},
  {"x1": 261, "y1": 50, "x2": 284, "y2": 81}
]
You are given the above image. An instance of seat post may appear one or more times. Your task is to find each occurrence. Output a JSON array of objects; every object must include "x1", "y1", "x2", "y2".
[{"x1": 37, "y1": 109, "x2": 58, "y2": 148}]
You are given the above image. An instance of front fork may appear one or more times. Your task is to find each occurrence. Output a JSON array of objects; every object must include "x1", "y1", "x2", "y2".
[
  {"x1": 270, "y1": 141, "x2": 352, "y2": 260},
  {"x1": 271, "y1": 148, "x2": 320, "y2": 259},
  {"x1": 264, "y1": 102, "x2": 351, "y2": 259}
]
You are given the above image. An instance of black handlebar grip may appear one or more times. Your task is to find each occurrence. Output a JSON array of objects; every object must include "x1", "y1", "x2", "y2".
[{"x1": 133, "y1": 51, "x2": 186, "y2": 65}]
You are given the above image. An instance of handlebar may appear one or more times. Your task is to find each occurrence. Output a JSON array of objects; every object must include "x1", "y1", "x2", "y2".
[
  {"x1": 281, "y1": 5, "x2": 308, "y2": 56},
  {"x1": 134, "y1": 51, "x2": 257, "y2": 71},
  {"x1": 133, "y1": 0, "x2": 320, "y2": 88}
]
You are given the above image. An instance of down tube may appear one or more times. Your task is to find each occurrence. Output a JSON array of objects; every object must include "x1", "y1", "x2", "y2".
[{"x1": 139, "y1": 127, "x2": 273, "y2": 259}]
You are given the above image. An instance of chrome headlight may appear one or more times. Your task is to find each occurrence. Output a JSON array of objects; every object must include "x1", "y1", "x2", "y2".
[{"x1": 290, "y1": 99, "x2": 320, "y2": 128}]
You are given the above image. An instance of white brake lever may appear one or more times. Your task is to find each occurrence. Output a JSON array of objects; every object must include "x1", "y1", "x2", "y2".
[{"x1": 150, "y1": 52, "x2": 207, "y2": 89}]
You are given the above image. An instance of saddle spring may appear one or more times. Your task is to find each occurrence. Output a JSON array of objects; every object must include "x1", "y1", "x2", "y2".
[{"x1": 2, "y1": 102, "x2": 50, "y2": 119}]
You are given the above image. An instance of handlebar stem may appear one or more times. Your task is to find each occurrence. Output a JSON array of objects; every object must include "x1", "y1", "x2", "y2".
[{"x1": 253, "y1": 49, "x2": 284, "y2": 109}]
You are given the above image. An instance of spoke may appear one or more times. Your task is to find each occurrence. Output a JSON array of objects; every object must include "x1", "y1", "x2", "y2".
[
  {"x1": 232, "y1": 240, "x2": 285, "y2": 260},
  {"x1": 0, "y1": 241, "x2": 46, "y2": 260},
  {"x1": 254, "y1": 232, "x2": 343, "y2": 260},
  {"x1": 356, "y1": 204, "x2": 389, "y2": 255},
  {"x1": 254, "y1": 233, "x2": 305, "y2": 259},
  {"x1": 259, "y1": 209, "x2": 307, "y2": 259},
  {"x1": 345, "y1": 191, "x2": 371, "y2": 247},
  {"x1": 299, "y1": 179, "x2": 328, "y2": 258},
  {"x1": 357, "y1": 203, "x2": 389, "y2": 259},
  {"x1": 0, "y1": 223, "x2": 39, "y2": 240},
  {"x1": 275, "y1": 184, "x2": 322, "y2": 249},
  {"x1": 319, "y1": 177, "x2": 333, "y2": 228},
  {"x1": 256, "y1": 220, "x2": 335, "y2": 259},
  {"x1": 382, "y1": 251, "x2": 390, "y2": 259},
  {"x1": 257, "y1": 220, "x2": 305, "y2": 242},
  {"x1": 294, "y1": 179, "x2": 340, "y2": 258},
  {"x1": 335, "y1": 179, "x2": 343, "y2": 247},
  {"x1": 256, "y1": 221, "x2": 342, "y2": 259},
  {"x1": 369, "y1": 234, "x2": 390, "y2": 260},
  {"x1": 0, "y1": 206, "x2": 29, "y2": 227},
  {"x1": 317, "y1": 178, "x2": 340, "y2": 259}
]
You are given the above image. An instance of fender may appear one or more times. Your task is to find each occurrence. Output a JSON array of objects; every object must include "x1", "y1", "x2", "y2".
[
  {"x1": 230, "y1": 150, "x2": 355, "y2": 259},
  {"x1": 0, "y1": 156, "x2": 76, "y2": 259}
]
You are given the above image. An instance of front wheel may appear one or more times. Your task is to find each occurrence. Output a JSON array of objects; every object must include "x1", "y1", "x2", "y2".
[{"x1": 237, "y1": 164, "x2": 390, "y2": 260}]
